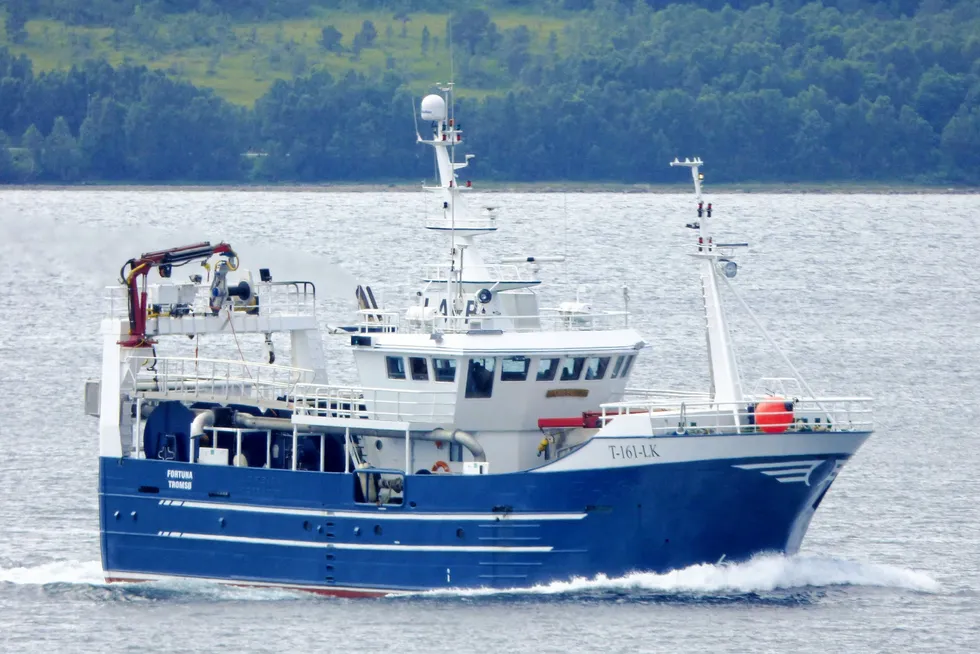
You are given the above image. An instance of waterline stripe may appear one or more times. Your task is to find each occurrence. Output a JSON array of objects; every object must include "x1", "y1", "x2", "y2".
[
  {"x1": 103, "y1": 570, "x2": 399, "y2": 597},
  {"x1": 734, "y1": 460, "x2": 822, "y2": 470},
  {"x1": 761, "y1": 468, "x2": 813, "y2": 476},
  {"x1": 157, "y1": 531, "x2": 552, "y2": 553},
  {"x1": 157, "y1": 499, "x2": 585, "y2": 522}
]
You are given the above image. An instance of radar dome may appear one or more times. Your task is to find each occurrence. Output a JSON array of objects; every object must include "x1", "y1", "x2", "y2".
[{"x1": 420, "y1": 94, "x2": 447, "y2": 122}]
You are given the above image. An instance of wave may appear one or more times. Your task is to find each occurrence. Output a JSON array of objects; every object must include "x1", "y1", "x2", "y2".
[
  {"x1": 0, "y1": 554, "x2": 939, "y2": 603},
  {"x1": 0, "y1": 560, "x2": 302, "y2": 602},
  {"x1": 412, "y1": 554, "x2": 940, "y2": 600},
  {"x1": 0, "y1": 560, "x2": 105, "y2": 586}
]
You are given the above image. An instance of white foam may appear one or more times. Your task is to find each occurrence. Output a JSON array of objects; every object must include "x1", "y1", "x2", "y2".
[
  {"x1": 416, "y1": 554, "x2": 941, "y2": 598},
  {"x1": 0, "y1": 554, "x2": 939, "y2": 599},
  {"x1": 0, "y1": 560, "x2": 106, "y2": 586},
  {"x1": 0, "y1": 561, "x2": 311, "y2": 601}
]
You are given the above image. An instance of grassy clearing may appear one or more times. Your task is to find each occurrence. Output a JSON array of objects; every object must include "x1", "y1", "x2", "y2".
[{"x1": 1, "y1": 11, "x2": 569, "y2": 106}]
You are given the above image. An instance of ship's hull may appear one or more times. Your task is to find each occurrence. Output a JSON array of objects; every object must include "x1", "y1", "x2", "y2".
[{"x1": 99, "y1": 431, "x2": 869, "y2": 595}]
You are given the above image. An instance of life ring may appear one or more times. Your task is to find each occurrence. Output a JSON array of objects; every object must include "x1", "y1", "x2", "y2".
[{"x1": 431, "y1": 460, "x2": 451, "y2": 473}]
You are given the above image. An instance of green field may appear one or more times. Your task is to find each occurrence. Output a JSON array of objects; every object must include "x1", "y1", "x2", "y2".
[{"x1": 1, "y1": 10, "x2": 569, "y2": 105}]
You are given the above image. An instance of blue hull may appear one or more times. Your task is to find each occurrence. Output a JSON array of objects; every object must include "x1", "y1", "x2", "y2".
[{"x1": 98, "y1": 446, "x2": 860, "y2": 594}]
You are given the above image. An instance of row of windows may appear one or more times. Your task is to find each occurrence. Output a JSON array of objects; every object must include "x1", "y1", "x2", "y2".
[{"x1": 385, "y1": 354, "x2": 636, "y2": 397}]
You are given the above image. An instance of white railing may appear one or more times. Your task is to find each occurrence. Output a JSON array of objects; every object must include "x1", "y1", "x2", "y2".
[
  {"x1": 348, "y1": 308, "x2": 629, "y2": 334},
  {"x1": 127, "y1": 356, "x2": 314, "y2": 403},
  {"x1": 425, "y1": 214, "x2": 498, "y2": 231},
  {"x1": 105, "y1": 280, "x2": 317, "y2": 321},
  {"x1": 292, "y1": 384, "x2": 456, "y2": 424},
  {"x1": 420, "y1": 263, "x2": 529, "y2": 284},
  {"x1": 600, "y1": 395, "x2": 874, "y2": 436}
]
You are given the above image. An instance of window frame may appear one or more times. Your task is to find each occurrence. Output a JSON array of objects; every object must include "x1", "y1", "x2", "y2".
[
  {"x1": 536, "y1": 357, "x2": 559, "y2": 381},
  {"x1": 409, "y1": 356, "x2": 429, "y2": 381},
  {"x1": 560, "y1": 357, "x2": 586, "y2": 382},
  {"x1": 432, "y1": 357, "x2": 457, "y2": 383},
  {"x1": 620, "y1": 354, "x2": 636, "y2": 378},
  {"x1": 585, "y1": 356, "x2": 611, "y2": 381},
  {"x1": 610, "y1": 355, "x2": 625, "y2": 379},
  {"x1": 385, "y1": 356, "x2": 406, "y2": 380},
  {"x1": 465, "y1": 357, "x2": 496, "y2": 399},
  {"x1": 501, "y1": 355, "x2": 531, "y2": 381}
]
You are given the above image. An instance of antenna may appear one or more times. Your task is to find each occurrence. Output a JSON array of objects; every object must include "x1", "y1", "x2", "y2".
[{"x1": 412, "y1": 96, "x2": 422, "y2": 142}]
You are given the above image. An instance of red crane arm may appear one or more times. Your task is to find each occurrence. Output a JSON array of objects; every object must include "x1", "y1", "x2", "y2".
[{"x1": 118, "y1": 241, "x2": 235, "y2": 347}]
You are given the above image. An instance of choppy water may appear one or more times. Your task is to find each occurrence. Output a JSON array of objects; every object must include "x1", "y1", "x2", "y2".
[{"x1": 0, "y1": 190, "x2": 977, "y2": 652}]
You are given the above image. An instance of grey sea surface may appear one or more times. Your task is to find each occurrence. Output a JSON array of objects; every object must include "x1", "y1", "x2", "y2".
[{"x1": 0, "y1": 190, "x2": 976, "y2": 653}]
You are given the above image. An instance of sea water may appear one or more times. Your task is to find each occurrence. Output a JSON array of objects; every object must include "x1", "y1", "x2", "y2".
[{"x1": 0, "y1": 190, "x2": 976, "y2": 652}]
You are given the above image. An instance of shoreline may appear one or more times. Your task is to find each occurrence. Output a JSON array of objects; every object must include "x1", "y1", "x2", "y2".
[{"x1": 0, "y1": 181, "x2": 976, "y2": 194}]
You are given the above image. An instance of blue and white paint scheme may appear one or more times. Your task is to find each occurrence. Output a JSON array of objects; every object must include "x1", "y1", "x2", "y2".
[{"x1": 88, "y1": 95, "x2": 873, "y2": 596}]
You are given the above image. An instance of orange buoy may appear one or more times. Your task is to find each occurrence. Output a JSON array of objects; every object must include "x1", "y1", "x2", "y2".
[{"x1": 755, "y1": 398, "x2": 794, "y2": 434}]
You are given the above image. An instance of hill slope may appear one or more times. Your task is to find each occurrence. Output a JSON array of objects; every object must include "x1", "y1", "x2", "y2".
[{"x1": 1, "y1": 1, "x2": 978, "y2": 184}]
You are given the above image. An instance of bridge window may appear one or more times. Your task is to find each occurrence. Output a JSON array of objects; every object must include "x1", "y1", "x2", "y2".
[
  {"x1": 560, "y1": 357, "x2": 585, "y2": 381},
  {"x1": 410, "y1": 357, "x2": 429, "y2": 381},
  {"x1": 585, "y1": 356, "x2": 610, "y2": 380},
  {"x1": 433, "y1": 358, "x2": 457, "y2": 382},
  {"x1": 465, "y1": 358, "x2": 496, "y2": 398},
  {"x1": 537, "y1": 358, "x2": 559, "y2": 381},
  {"x1": 620, "y1": 354, "x2": 636, "y2": 378},
  {"x1": 610, "y1": 355, "x2": 625, "y2": 378},
  {"x1": 501, "y1": 356, "x2": 530, "y2": 381},
  {"x1": 386, "y1": 356, "x2": 406, "y2": 380}
]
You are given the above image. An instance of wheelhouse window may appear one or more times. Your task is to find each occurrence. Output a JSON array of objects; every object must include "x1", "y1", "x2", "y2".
[
  {"x1": 610, "y1": 355, "x2": 625, "y2": 379},
  {"x1": 433, "y1": 358, "x2": 457, "y2": 382},
  {"x1": 409, "y1": 357, "x2": 429, "y2": 381},
  {"x1": 386, "y1": 356, "x2": 406, "y2": 380},
  {"x1": 560, "y1": 357, "x2": 585, "y2": 381},
  {"x1": 620, "y1": 354, "x2": 636, "y2": 378},
  {"x1": 537, "y1": 358, "x2": 559, "y2": 381},
  {"x1": 501, "y1": 356, "x2": 531, "y2": 381},
  {"x1": 465, "y1": 358, "x2": 496, "y2": 398},
  {"x1": 585, "y1": 356, "x2": 610, "y2": 380}
]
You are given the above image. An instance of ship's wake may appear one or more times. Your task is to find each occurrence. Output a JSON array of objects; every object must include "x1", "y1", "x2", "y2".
[
  {"x1": 0, "y1": 560, "x2": 304, "y2": 602},
  {"x1": 0, "y1": 554, "x2": 939, "y2": 604},
  {"x1": 410, "y1": 554, "x2": 939, "y2": 604}
]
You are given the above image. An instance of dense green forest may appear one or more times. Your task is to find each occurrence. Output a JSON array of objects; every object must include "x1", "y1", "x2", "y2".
[{"x1": 0, "y1": 0, "x2": 978, "y2": 184}]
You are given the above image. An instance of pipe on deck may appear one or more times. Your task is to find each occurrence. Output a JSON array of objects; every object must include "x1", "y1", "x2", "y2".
[{"x1": 230, "y1": 414, "x2": 486, "y2": 463}]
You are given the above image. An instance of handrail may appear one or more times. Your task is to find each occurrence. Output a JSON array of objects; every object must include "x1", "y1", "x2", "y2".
[
  {"x1": 600, "y1": 396, "x2": 874, "y2": 436},
  {"x1": 348, "y1": 308, "x2": 630, "y2": 334},
  {"x1": 293, "y1": 383, "x2": 456, "y2": 424},
  {"x1": 105, "y1": 280, "x2": 317, "y2": 321},
  {"x1": 127, "y1": 356, "x2": 314, "y2": 403},
  {"x1": 420, "y1": 263, "x2": 529, "y2": 283}
]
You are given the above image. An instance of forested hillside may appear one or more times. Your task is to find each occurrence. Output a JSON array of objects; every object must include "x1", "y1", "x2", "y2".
[{"x1": 1, "y1": 1, "x2": 978, "y2": 184}]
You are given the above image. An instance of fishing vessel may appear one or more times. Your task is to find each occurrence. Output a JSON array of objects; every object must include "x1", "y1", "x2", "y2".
[{"x1": 88, "y1": 88, "x2": 873, "y2": 595}]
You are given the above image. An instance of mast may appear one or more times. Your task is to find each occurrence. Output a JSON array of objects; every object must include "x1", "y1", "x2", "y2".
[
  {"x1": 418, "y1": 86, "x2": 489, "y2": 316},
  {"x1": 671, "y1": 158, "x2": 744, "y2": 409}
]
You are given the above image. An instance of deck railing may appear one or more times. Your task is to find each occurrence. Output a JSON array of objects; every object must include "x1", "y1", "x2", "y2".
[
  {"x1": 292, "y1": 384, "x2": 456, "y2": 424},
  {"x1": 126, "y1": 356, "x2": 314, "y2": 403},
  {"x1": 348, "y1": 308, "x2": 630, "y2": 334},
  {"x1": 105, "y1": 280, "x2": 317, "y2": 321},
  {"x1": 601, "y1": 394, "x2": 874, "y2": 436},
  {"x1": 127, "y1": 356, "x2": 459, "y2": 424}
]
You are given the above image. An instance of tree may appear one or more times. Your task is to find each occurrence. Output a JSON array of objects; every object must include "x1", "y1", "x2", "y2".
[
  {"x1": 21, "y1": 124, "x2": 44, "y2": 180},
  {"x1": 421, "y1": 25, "x2": 430, "y2": 55},
  {"x1": 319, "y1": 25, "x2": 343, "y2": 52},
  {"x1": 358, "y1": 20, "x2": 377, "y2": 47},
  {"x1": 448, "y1": 9, "x2": 494, "y2": 55},
  {"x1": 42, "y1": 116, "x2": 82, "y2": 181},
  {"x1": 915, "y1": 66, "x2": 968, "y2": 132},
  {"x1": 941, "y1": 107, "x2": 980, "y2": 181},
  {"x1": 79, "y1": 96, "x2": 128, "y2": 178},
  {"x1": 0, "y1": 130, "x2": 16, "y2": 182},
  {"x1": 4, "y1": 4, "x2": 28, "y2": 44},
  {"x1": 501, "y1": 26, "x2": 532, "y2": 77}
]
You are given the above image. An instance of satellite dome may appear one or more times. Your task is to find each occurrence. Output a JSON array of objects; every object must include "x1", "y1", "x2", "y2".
[{"x1": 420, "y1": 94, "x2": 447, "y2": 122}]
